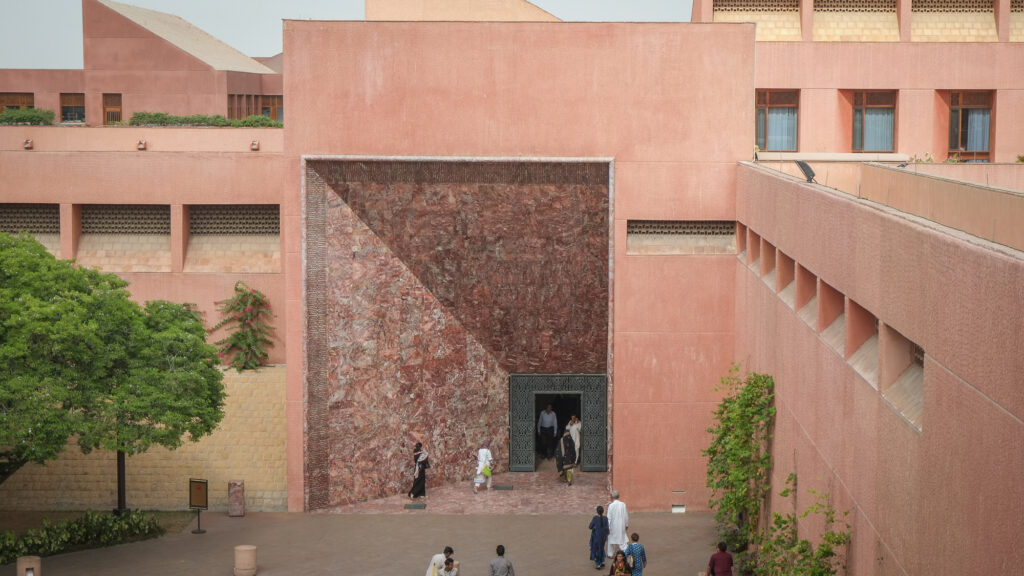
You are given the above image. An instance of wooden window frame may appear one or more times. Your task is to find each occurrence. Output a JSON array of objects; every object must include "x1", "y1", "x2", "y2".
[
  {"x1": 60, "y1": 93, "x2": 86, "y2": 123},
  {"x1": 755, "y1": 89, "x2": 799, "y2": 152},
  {"x1": 102, "y1": 93, "x2": 122, "y2": 125},
  {"x1": 948, "y1": 91, "x2": 992, "y2": 162},
  {"x1": 852, "y1": 90, "x2": 897, "y2": 153},
  {"x1": 1, "y1": 92, "x2": 34, "y2": 111}
]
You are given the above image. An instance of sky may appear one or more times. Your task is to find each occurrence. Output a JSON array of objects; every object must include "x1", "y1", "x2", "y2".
[{"x1": 0, "y1": 0, "x2": 692, "y2": 69}]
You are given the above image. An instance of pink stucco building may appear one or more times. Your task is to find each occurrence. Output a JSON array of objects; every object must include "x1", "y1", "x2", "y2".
[{"x1": 1, "y1": 1, "x2": 1022, "y2": 574}]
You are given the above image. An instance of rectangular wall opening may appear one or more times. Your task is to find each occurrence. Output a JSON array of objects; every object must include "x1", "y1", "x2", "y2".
[
  {"x1": 796, "y1": 264, "x2": 818, "y2": 327},
  {"x1": 881, "y1": 325, "x2": 924, "y2": 431},
  {"x1": 184, "y1": 204, "x2": 281, "y2": 273},
  {"x1": 777, "y1": 251, "x2": 796, "y2": 307},
  {"x1": 818, "y1": 280, "x2": 846, "y2": 354},
  {"x1": 747, "y1": 230, "x2": 761, "y2": 269},
  {"x1": 846, "y1": 299, "x2": 880, "y2": 388},
  {"x1": 625, "y1": 220, "x2": 736, "y2": 255},
  {"x1": 77, "y1": 204, "x2": 171, "y2": 272},
  {"x1": 760, "y1": 238, "x2": 776, "y2": 286},
  {"x1": 0, "y1": 203, "x2": 60, "y2": 256}
]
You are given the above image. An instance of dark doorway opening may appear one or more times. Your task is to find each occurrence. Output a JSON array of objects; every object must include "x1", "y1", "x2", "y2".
[{"x1": 535, "y1": 393, "x2": 581, "y2": 465}]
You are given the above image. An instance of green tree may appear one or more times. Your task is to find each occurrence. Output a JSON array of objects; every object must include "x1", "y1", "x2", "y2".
[{"x1": 0, "y1": 233, "x2": 225, "y2": 506}]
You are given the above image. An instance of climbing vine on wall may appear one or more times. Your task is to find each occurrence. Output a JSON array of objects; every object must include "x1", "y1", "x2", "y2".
[
  {"x1": 212, "y1": 281, "x2": 274, "y2": 371},
  {"x1": 704, "y1": 366, "x2": 776, "y2": 553},
  {"x1": 757, "y1": 474, "x2": 851, "y2": 576}
]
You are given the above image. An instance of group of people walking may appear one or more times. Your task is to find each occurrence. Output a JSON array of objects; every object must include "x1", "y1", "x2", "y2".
[
  {"x1": 410, "y1": 408, "x2": 585, "y2": 500},
  {"x1": 425, "y1": 544, "x2": 516, "y2": 576},
  {"x1": 588, "y1": 491, "x2": 648, "y2": 575}
]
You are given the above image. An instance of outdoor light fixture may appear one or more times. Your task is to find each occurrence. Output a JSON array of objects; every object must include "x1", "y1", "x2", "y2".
[
  {"x1": 137, "y1": 140, "x2": 147, "y2": 150},
  {"x1": 23, "y1": 139, "x2": 32, "y2": 150},
  {"x1": 794, "y1": 160, "x2": 816, "y2": 183},
  {"x1": 250, "y1": 139, "x2": 259, "y2": 151}
]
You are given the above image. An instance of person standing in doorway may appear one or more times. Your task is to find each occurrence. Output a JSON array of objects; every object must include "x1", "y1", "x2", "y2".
[
  {"x1": 624, "y1": 533, "x2": 647, "y2": 576},
  {"x1": 589, "y1": 505, "x2": 610, "y2": 569},
  {"x1": 537, "y1": 403, "x2": 558, "y2": 459},
  {"x1": 556, "y1": 428, "x2": 577, "y2": 485},
  {"x1": 409, "y1": 442, "x2": 430, "y2": 500},
  {"x1": 474, "y1": 439, "x2": 494, "y2": 494},
  {"x1": 606, "y1": 490, "x2": 629, "y2": 559},
  {"x1": 567, "y1": 414, "x2": 582, "y2": 466},
  {"x1": 489, "y1": 544, "x2": 515, "y2": 576},
  {"x1": 707, "y1": 541, "x2": 733, "y2": 576}
]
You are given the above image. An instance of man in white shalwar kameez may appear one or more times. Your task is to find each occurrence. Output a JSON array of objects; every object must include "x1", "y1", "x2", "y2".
[{"x1": 606, "y1": 490, "x2": 629, "y2": 558}]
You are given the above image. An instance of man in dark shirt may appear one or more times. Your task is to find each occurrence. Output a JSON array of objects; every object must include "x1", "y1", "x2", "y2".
[{"x1": 707, "y1": 541, "x2": 733, "y2": 576}]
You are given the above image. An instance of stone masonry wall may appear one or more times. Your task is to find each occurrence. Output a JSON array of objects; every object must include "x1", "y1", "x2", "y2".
[{"x1": 0, "y1": 366, "x2": 287, "y2": 512}]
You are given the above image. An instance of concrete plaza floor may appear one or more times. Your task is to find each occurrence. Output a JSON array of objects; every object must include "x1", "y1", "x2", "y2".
[{"x1": 1, "y1": 470, "x2": 719, "y2": 576}]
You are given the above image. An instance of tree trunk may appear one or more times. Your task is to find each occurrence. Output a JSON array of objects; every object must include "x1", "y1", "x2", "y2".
[{"x1": 115, "y1": 450, "x2": 127, "y2": 515}]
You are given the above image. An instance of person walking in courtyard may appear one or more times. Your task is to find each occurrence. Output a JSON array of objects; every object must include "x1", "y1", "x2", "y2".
[
  {"x1": 409, "y1": 442, "x2": 430, "y2": 500},
  {"x1": 474, "y1": 439, "x2": 494, "y2": 494},
  {"x1": 707, "y1": 541, "x2": 733, "y2": 576},
  {"x1": 426, "y1": 546, "x2": 456, "y2": 576},
  {"x1": 606, "y1": 490, "x2": 629, "y2": 558},
  {"x1": 556, "y1": 428, "x2": 577, "y2": 485},
  {"x1": 623, "y1": 532, "x2": 647, "y2": 576},
  {"x1": 489, "y1": 544, "x2": 515, "y2": 576},
  {"x1": 588, "y1": 505, "x2": 610, "y2": 569},
  {"x1": 608, "y1": 550, "x2": 630, "y2": 576},
  {"x1": 537, "y1": 403, "x2": 558, "y2": 459},
  {"x1": 567, "y1": 414, "x2": 582, "y2": 465}
]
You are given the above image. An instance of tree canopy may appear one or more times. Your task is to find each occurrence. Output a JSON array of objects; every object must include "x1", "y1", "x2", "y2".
[{"x1": 0, "y1": 233, "x2": 225, "y2": 484}]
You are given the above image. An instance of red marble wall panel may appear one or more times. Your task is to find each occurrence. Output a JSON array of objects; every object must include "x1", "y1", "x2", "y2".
[{"x1": 308, "y1": 160, "x2": 609, "y2": 506}]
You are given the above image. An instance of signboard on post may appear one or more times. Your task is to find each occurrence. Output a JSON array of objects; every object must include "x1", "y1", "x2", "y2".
[
  {"x1": 189, "y1": 478, "x2": 208, "y2": 509},
  {"x1": 189, "y1": 478, "x2": 208, "y2": 534}
]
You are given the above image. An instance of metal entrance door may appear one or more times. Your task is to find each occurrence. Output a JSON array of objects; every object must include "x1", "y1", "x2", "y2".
[{"x1": 509, "y1": 374, "x2": 607, "y2": 472}]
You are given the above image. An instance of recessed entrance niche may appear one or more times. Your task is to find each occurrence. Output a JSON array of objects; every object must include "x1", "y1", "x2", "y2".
[{"x1": 303, "y1": 158, "x2": 610, "y2": 509}]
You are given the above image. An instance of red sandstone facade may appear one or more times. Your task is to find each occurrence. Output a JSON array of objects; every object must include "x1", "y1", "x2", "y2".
[{"x1": 2, "y1": 2, "x2": 1023, "y2": 575}]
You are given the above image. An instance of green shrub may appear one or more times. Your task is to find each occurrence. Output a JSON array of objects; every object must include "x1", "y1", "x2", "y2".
[
  {"x1": 704, "y1": 367, "x2": 776, "y2": 554},
  {"x1": 129, "y1": 111, "x2": 280, "y2": 127},
  {"x1": 0, "y1": 510, "x2": 163, "y2": 564},
  {"x1": 212, "y1": 280, "x2": 275, "y2": 371},
  {"x1": 0, "y1": 108, "x2": 55, "y2": 125}
]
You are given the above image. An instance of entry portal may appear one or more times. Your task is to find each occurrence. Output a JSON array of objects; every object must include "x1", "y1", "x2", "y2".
[{"x1": 509, "y1": 374, "x2": 607, "y2": 472}]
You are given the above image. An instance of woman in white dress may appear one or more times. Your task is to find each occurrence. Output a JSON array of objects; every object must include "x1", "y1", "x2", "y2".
[
  {"x1": 567, "y1": 414, "x2": 582, "y2": 465},
  {"x1": 473, "y1": 440, "x2": 494, "y2": 494}
]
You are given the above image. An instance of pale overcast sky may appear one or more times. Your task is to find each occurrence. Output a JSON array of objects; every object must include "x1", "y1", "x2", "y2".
[{"x1": 0, "y1": 0, "x2": 692, "y2": 69}]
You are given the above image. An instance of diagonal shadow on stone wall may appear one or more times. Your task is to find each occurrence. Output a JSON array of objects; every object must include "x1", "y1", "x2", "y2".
[{"x1": 311, "y1": 159, "x2": 610, "y2": 375}]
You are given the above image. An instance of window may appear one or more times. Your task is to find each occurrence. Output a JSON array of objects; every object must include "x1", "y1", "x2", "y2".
[
  {"x1": 948, "y1": 91, "x2": 991, "y2": 162},
  {"x1": 852, "y1": 91, "x2": 896, "y2": 152},
  {"x1": 0, "y1": 92, "x2": 34, "y2": 111},
  {"x1": 60, "y1": 93, "x2": 85, "y2": 122},
  {"x1": 103, "y1": 93, "x2": 122, "y2": 125},
  {"x1": 756, "y1": 90, "x2": 798, "y2": 151},
  {"x1": 261, "y1": 95, "x2": 283, "y2": 123}
]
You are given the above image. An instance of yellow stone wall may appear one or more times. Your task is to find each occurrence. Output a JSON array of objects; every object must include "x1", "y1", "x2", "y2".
[
  {"x1": 0, "y1": 365, "x2": 288, "y2": 512},
  {"x1": 1011, "y1": 13, "x2": 1024, "y2": 41},
  {"x1": 911, "y1": 12, "x2": 998, "y2": 41},
  {"x1": 75, "y1": 233, "x2": 172, "y2": 272},
  {"x1": 32, "y1": 232, "x2": 61, "y2": 257},
  {"x1": 813, "y1": 11, "x2": 900, "y2": 40},
  {"x1": 183, "y1": 234, "x2": 281, "y2": 273},
  {"x1": 714, "y1": 11, "x2": 803, "y2": 41}
]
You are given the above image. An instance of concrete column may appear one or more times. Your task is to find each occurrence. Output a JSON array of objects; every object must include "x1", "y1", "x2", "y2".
[
  {"x1": 59, "y1": 204, "x2": 80, "y2": 261},
  {"x1": 171, "y1": 204, "x2": 187, "y2": 272},
  {"x1": 995, "y1": 0, "x2": 1010, "y2": 41},
  {"x1": 800, "y1": 0, "x2": 814, "y2": 41},
  {"x1": 897, "y1": 0, "x2": 912, "y2": 42}
]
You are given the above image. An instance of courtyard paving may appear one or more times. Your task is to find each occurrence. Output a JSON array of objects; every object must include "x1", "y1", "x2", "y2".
[{"x1": 0, "y1": 468, "x2": 719, "y2": 576}]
